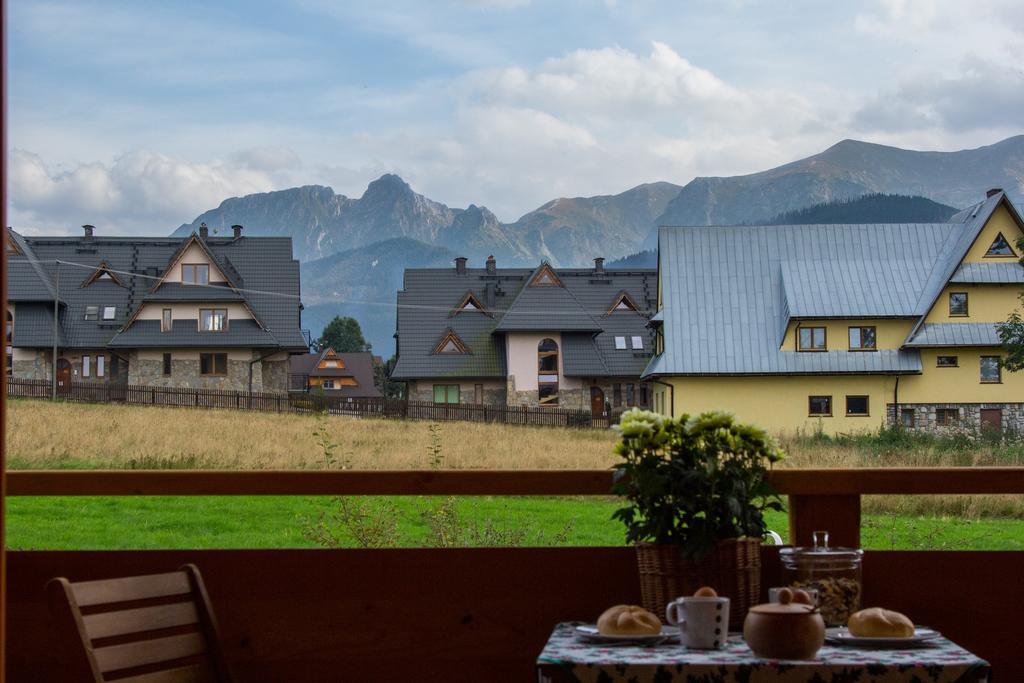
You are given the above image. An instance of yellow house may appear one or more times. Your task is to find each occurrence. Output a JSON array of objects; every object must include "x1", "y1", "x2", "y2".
[{"x1": 644, "y1": 190, "x2": 1024, "y2": 435}]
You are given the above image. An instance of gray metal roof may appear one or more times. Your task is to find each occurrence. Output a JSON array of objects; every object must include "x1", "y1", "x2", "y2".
[
  {"x1": 646, "y1": 191, "x2": 1021, "y2": 377},
  {"x1": 107, "y1": 319, "x2": 279, "y2": 348},
  {"x1": 781, "y1": 259, "x2": 935, "y2": 318},
  {"x1": 950, "y1": 262, "x2": 1024, "y2": 284},
  {"x1": 7, "y1": 231, "x2": 306, "y2": 351},
  {"x1": 905, "y1": 323, "x2": 1002, "y2": 347},
  {"x1": 391, "y1": 264, "x2": 656, "y2": 380}
]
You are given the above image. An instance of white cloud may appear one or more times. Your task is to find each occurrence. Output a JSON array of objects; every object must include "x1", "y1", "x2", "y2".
[{"x1": 8, "y1": 149, "x2": 285, "y2": 234}]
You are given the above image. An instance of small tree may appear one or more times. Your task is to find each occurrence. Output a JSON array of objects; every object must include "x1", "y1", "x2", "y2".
[
  {"x1": 374, "y1": 354, "x2": 404, "y2": 399},
  {"x1": 315, "y1": 316, "x2": 371, "y2": 353},
  {"x1": 996, "y1": 238, "x2": 1024, "y2": 371}
]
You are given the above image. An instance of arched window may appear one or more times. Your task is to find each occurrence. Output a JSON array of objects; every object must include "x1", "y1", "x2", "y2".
[{"x1": 538, "y1": 338, "x2": 559, "y2": 405}]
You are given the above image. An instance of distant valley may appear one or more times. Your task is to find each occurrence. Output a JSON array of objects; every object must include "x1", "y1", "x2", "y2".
[{"x1": 173, "y1": 135, "x2": 1024, "y2": 354}]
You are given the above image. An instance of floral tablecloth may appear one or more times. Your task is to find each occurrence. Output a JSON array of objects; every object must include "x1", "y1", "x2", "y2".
[{"x1": 536, "y1": 622, "x2": 990, "y2": 682}]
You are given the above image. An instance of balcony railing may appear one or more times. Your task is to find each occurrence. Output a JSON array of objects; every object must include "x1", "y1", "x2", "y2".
[{"x1": 6, "y1": 467, "x2": 1024, "y2": 680}]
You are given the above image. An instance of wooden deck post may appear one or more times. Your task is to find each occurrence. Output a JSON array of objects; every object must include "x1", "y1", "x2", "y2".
[{"x1": 788, "y1": 494, "x2": 861, "y2": 548}]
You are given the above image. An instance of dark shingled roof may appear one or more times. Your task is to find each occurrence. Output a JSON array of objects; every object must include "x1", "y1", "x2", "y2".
[
  {"x1": 392, "y1": 263, "x2": 656, "y2": 380},
  {"x1": 7, "y1": 231, "x2": 306, "y2": 351},
  {"x1": 289, "y1": 350, "x2": 382, "y2": 398}
]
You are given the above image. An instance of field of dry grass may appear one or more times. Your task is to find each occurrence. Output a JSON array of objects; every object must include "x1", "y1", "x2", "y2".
[{"x1": 6, "y1": 399, "x2": 620, "y2": 470}]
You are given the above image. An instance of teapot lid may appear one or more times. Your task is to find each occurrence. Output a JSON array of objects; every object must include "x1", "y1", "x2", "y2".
[{"x1": 750, "y1": 588, "x2": 818, "y2": 616}]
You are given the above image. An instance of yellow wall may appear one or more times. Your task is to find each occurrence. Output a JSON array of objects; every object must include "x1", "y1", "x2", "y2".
[
  {"x1": 961, "y1": 204, "x2": 1023, "y2": 263},
  {"x1": 901, "y1": 349, "x2": 1023, "y2": 403},
  {"x1": 780, "y1": 319, "x2": 913, "y2": 351},
  {"x1": 656, "y1": 375, "x2": 895, "y2": 436},
  {"x1": 924, "y1": 284, "x2": 1020, "y2": 324},
  {"x1": 311, "y1": 376, "x2": 358, "y2": 387}
]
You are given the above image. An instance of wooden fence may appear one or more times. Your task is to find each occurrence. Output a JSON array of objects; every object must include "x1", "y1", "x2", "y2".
[{"x1": 7, "y1": 377, "x2": 610, "y2": 429}]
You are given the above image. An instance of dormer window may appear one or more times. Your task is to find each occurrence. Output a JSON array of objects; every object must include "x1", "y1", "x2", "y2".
[
  {"x1": 797, "y1": 326, "x2": 827, "y2": 351},
  {"x1": 433, "y1": 329, "x2": 469, "y2": 354},
  {"x1": 452, "y1": 292, "x2": 489, "y2": 317},
  {"x1": 984, "y1": 232, "x2": 1018, "y2": 257},
  {"x1": 182, "y1": 264, "x2": 210, "y2": 286},
  {"x1": 82, "y1": 262, "x2": 123, "y2": 287},
  {"x1": 607, "y1": 291, "x2": 639, "y2": 314},
  {"x1": 529, "y1": 264, "x2": 563, "y2": 287}
]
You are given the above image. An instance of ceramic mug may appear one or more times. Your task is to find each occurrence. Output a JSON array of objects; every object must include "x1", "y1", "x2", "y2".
[{"x1": 664, "y1": 596, "x2": 730, "y2": 649}]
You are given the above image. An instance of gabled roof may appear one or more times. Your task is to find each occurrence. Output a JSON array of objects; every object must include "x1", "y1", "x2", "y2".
[
  {"x1": 6, "y1": 232, "x2": 306, "y2": 351},
  {"x1": 494, "y1": 263, "x2": 602, "y2": 333},
  {"x1": 605, "y1": 290, "x2": 640, "y2": 315},
  {"x1": 646, "y1": 191, "x2": 1024, "y2": 377},
  {"x1": 390, "y1": 263, "x2": 656, "y2": 380},
  {"x1": 450, "y1": 291, "x2": 491, "y2": 318},
  {"x1": 289, "y1": 350, "x2": 382, "y2": 397}
]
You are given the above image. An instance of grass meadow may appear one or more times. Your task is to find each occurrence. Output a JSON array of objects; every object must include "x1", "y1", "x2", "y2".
[{"x1": 7, "y1": 399, "x2": 1024, "y2": 551}]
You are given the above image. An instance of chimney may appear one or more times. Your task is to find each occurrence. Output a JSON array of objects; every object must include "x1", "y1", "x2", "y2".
[
  {"x1": 593, "y1": 257, "x2": 605, "y2": 275},
  {"x1": 987, "y1": 188, "x2": 1003, "y2": 198},
  {"x1": 232, "y1": 224, "x2": 243, "y2": 239},
  {"x1": 485, "y1": 255, "x2": 496, "y2": 275},
  {"x1": 82, "y1": 224, "x2": 95, "y2": 240},
  {"x1": 199, "y1": 222, "x2": 209, "y2": 239},
  {"x1": 455, "y1": 256, "x2": 468, "y2": 275}
]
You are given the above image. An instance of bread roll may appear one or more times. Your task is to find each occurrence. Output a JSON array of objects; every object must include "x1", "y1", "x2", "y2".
[
  {"x1": 847, "y1": 607, "x2": 914, "y2": 637},
  {"x1": 596, "y1": 605, "x2": 662, "y2": 636}
]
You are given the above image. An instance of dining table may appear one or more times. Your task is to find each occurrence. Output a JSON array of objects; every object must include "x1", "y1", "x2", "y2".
[{"x1": 536, "y1": 622, "x2": 991, "y2": 682}]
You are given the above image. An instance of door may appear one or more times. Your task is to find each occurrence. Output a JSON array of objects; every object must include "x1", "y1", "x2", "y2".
[
  {"x1": 980, "y1": 408, "x2": 1002, "y2": 432},
  {"x1": 590, "y1": 386, "x2": 605, "y2": 416},
  {"x1": 56, "y1": 359, "x2": 72, "y2": 395}
]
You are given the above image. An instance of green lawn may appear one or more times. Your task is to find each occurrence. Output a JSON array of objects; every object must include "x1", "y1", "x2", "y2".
[{"x1": 7, "y1": 495, "x2": 1024, "y2": 551}]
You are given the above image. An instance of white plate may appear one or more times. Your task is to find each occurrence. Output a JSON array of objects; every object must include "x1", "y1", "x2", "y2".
[
  {"x1": 574, "y1": 624, "x2": 679, "y2": 644},
  {"x1": 826, "y1": 626, "x2": 941, "y2": 647}
]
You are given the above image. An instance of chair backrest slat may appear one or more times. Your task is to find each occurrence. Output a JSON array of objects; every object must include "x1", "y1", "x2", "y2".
[
  {"x1": 93, "y1": 632, "x2": 206, "y2": 673},
  {"x1": 108, "y1": 662, "x2": 217, "y2": 683},
  {"x1": 72, "y1": 572, "x2": 192, "y2": 607},
  {"x1": 47, "y1": 565, "x2": 235, "y2": 683},
  {"x1": 83, "y1": 602, "x2": 200, "y2": 640}
]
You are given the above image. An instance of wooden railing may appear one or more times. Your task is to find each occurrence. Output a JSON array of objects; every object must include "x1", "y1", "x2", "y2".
[
  {"x1": 7, "y1": 467, "x2": 1024, "y2": 680},
  {"x1": 8, "y1": 467, "x2": 1024, "y2": 547}
]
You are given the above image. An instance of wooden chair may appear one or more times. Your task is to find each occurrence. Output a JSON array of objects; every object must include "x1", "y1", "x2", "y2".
[{"x1": 47, "y1": 564, "x2": 236, "y2": 682}]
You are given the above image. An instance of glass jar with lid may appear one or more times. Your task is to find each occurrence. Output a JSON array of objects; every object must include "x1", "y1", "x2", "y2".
[{"x1": 779, "y1": 530, "x2": 863, "y2": 626}]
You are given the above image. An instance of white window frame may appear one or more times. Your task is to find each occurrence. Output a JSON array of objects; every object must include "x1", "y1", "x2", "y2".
[
  {"x1": 97, "y1": 355, "x2": 105, "y2": 378},
  {"x1": 322, "y1": 379, "x2": 336, "y2": 389},
  {"x1": 631, "y1": 335, "x2": 643, "y2": 350},
  {"x1": 614, "y1": 336, "x2": 627, "y2": 350},
  {"x1": 102, "y1": 306, "x2": 116, "y2": 320},
  {"x1": 82, "y1": 355, "x2": 91, "y2": 378}
]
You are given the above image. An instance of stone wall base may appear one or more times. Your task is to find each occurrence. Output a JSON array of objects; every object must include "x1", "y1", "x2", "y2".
[
  {"x1": 129, "y1": 357, "x2": 252, "y2": 392},
  {"x1": 408, "y1": 381, "x2": 507, "y2": 406},
  {"x1": 887, "y1": 403, "x2": 1024, "y2": 433}
]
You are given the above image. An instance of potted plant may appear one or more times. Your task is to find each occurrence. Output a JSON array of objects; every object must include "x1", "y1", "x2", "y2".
[{"x1": 611, "y1": 409, "x2": 785, "y2": 627}]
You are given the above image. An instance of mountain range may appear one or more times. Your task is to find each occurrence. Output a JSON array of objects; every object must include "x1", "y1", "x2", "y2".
[{"x1": 173, "y1": 135, "x2": 1024, "y2": 354}]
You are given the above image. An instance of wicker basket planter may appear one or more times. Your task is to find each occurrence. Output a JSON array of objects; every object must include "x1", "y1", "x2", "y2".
[{"x1": 636, "y1": 537, "x2": 761, "y2": 630}]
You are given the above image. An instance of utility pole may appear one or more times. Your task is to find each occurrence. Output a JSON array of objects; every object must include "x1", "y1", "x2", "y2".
[{"x1": 51, "y1": 261, "x2": 60, "y2": 400}]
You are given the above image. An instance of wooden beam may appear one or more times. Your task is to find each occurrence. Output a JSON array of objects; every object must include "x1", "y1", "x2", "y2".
[
  {"x1": 788, "y1": 494, "x2": 861, "y2": 548},
  {"x1": 6, "y1": 469, "x2": 617, "y2": 497},
  {"x1": 8, "y1": 467, "x2": 1024, "y2": 497}
]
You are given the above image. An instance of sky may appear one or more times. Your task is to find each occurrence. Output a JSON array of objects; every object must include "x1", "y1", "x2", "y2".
[{"x1": 6, "y1": 0, "x2": 1024, "y2": 235}]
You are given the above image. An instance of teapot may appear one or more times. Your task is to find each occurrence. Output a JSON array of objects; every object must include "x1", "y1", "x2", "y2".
[{"x1": 743, "y1": 588, "x2": 825, "y2": 660}]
